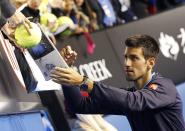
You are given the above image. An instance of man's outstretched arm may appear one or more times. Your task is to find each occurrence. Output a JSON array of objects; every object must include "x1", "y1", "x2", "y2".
[
  {"x1": 51, "y1": 67, "x2": 177, "y2": 115},
  {"x1": 50, "y1": 67, "x2": 126, "y2": 115}
]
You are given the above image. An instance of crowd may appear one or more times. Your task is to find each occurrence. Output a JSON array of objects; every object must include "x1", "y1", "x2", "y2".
[{"x1": 12, "y1": 0, "x2": 185, "y2": 39}]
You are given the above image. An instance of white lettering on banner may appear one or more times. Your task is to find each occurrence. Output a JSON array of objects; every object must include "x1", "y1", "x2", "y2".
[
  {"x1": 158, "y1": 28, "x2": 185, "y2": 60},
  {"x1": 159, "y1": 32, "x2": 179, "y2": 60},
  {"x1": 177, "y1": 28, "x2": 185, "y2": 54},
  {"x1": 78, "y1": 59, "x2": 112, "y2": 81}
]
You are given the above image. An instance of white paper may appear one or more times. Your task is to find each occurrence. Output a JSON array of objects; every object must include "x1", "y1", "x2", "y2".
[{"x1": 23, "y1": 49, "x2": 65, "y2": 92}]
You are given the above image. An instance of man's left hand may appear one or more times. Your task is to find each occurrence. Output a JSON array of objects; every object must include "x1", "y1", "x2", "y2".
[{"x1": 50, "y1": 67, "x2": 83, "y2": 86}]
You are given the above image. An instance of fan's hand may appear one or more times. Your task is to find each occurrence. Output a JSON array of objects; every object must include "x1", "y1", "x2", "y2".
[{"x1": 2, "y1": 11, "x2": 32, "y2": 41}]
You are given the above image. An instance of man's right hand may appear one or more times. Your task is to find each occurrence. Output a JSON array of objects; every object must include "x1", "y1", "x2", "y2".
[{"x1": 60, "y1": 46, "x2": 77, "y2": 66}]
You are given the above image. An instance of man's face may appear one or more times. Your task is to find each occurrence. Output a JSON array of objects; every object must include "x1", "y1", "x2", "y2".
[{"x1": 124, "y1": 47, "x2": 149, "y2": 81}]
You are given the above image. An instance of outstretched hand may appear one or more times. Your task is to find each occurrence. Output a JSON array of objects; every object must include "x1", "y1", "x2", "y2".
[{"x1": 50, "y1": 67, "x2": 83, "y2": 86}]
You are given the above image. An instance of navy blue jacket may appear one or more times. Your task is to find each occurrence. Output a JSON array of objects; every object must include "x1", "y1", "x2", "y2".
[{"x1": 62, "y1": 73, "x2": 185, "y2": 131}]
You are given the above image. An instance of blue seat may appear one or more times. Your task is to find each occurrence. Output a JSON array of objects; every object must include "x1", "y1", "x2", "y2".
[
  {"x1": 176, "y1": 83, "x2": 185, "y2": 118},
  {"x1": 0, "y1": 111, "x2": 54, "y2": 131},
  {"x1": 104, "y1": 115, "x2": 131, "y2": 131}
]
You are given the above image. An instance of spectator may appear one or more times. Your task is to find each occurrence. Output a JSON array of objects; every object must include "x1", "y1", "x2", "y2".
[
  {"x1": 156, "y1": 0, "x2": 185, "y2": 12},
  {"x1": 110, "y1": 0, "x2": 137, "y2": 24},
  {"x1": 86, "y1": 0, "x2": 105, "y2": 29},
  {"x1": 130, "y1": 0, "x2": 150, "y2": 18},
  {"x1": 62, "y1": 0, "x2": 89, "y2": 35},
  {"x1": 21, "y1": 0, "x2": 41, "y2": 23},
  {"x1": 150, "y1": 0, "x2": 158, "y2": 14},
  {"x1": 97, "y1": 0, "x2": 117, "y2": 27},
  {"x1": 74, "y1": 0, "x2": 99, "y2": 31},
  {"x1": 20, "y1": 0, "x2": 57, "y2": 44},
  {"x1": 49, "y1": 0, "x2": 65, "y2": 17}
]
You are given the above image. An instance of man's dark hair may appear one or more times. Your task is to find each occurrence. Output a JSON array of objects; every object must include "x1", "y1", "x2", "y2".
[{"x1": 125, "y1": 34, "x2": 160, "y2": 59}]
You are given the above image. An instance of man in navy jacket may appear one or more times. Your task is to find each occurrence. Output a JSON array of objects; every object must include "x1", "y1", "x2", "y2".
[{"x1": 51, "y1": 35, "x2": 185, "y2": 131}]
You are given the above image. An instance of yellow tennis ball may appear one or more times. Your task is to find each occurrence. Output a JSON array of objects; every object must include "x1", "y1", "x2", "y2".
[
  {"x1": 15, "y1": 22, "x2": 42, "y2": 48},
  {"x1": 57, "y1": 16, "x2": 74, "y2": 26},
  {"x1": 40, "y1": 13, "x2": 59, "y2": 32},
  {"x1": 57, "y1": 16, "x2": 74, "y2": 36},
  {"x1": 40, "y1": 13, "x2": 57, "y2": 25}
]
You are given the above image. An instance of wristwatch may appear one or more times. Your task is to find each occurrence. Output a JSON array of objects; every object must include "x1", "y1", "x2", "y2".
[{"x1": 80, "y1": 76, "x2": 89, "y2": 91}]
